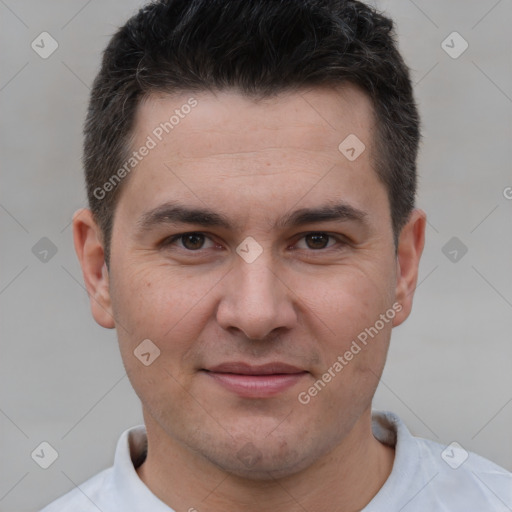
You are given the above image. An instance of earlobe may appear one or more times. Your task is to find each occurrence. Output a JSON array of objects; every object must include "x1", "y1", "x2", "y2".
[
  {"x1": 72, "y1": 209, "x2": 116, "y2": 329},
  {"x1": 392, "y1": 209, "x2": 426, "y2": 327}
]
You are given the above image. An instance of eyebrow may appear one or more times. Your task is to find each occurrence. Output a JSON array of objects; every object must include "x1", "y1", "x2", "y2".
[{"x1": 136, "y1": 200, "x2": 368, "y2": 234}]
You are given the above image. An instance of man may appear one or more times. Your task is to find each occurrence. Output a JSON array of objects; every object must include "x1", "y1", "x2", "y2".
[{"x1": 42, "y1": 0, "x2": 512, "y2": 510}]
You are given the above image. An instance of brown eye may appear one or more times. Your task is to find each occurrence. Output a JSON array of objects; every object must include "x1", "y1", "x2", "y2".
[
  {"x1": 304, "y1": 233, "x2": 330, "y2": 249},
  {"x1": 293, "y1": 232, "x2": 344, "y2": 253},
  {"x1": 161, "y1": 232, "x2": 218, "y2": 253},
  {"x1": 181, "y1": 233, "x2": 206, "y2": 250}
]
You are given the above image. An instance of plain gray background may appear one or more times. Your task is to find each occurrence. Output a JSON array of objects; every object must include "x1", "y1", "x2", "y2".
[{"x1": 1, "y1": 1, "x2": 511, "y2": 510}]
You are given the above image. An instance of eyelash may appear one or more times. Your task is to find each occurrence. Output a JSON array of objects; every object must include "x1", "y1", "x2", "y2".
[{"x1": 160, "y1": 231, "x2": 348, "y2": 254}]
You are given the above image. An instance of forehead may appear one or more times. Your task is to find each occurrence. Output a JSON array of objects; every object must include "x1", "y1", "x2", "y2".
[
  {"x1": 134, "y1": 84, "x2": 375, "y2": 159},
  {"x1": 117, "y1": 85, "x2": 384, "y2": 227}
]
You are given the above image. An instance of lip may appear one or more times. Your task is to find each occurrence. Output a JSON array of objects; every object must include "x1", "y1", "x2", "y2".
[
  {"x1": 207, "y1": 362, "x2": 305, "y2": 375},
  {"x1": 202, "y1": 362, "x2": 308, "y2": 398}
]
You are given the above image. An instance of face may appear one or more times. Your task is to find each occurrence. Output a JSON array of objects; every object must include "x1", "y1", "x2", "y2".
[{"x1": 75, "y1": 85, "x2": 425, "y2": 479}]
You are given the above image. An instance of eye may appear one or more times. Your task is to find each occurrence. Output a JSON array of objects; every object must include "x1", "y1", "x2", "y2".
[
  {"x1": 161, "y1": 231, "x2": 347, "y2": 255},
  {"x1": 294, "y1": 232, "x2": 341, "y2": 251},
  {"x1": 162, "y1": 232, "x2": 216, "y2": 251}
]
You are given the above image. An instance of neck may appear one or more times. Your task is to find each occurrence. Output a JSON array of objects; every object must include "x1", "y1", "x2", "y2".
[{"x1": 136, "y1": 408, "x2": 395, "y2": 512}]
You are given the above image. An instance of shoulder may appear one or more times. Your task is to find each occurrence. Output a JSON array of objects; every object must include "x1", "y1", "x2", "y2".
[
  {"x1": 404, "y1": 422, "x2": 512, "y2": 508},
  {"x1": 39, "y1": 425, "x2": 147, "y2": 511},
  {"x1": 371, "y1": 411, "x2": 512, "y2": 510},
  {"x1": 39, "y1": 467, "x2": 114, "y2": 511},
  {"x1": 417, "y1": 435, "x2": 512, "y2": 507}
]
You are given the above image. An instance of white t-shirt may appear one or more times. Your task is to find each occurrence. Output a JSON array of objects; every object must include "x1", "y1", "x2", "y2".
[{"x1": 40, "y1": 410, "x2": 512, "y2": 511}]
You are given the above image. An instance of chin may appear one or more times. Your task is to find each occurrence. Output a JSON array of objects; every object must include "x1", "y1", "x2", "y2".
[{"x1": 199, "y1": 434, "x2": 321, "y2": 480}]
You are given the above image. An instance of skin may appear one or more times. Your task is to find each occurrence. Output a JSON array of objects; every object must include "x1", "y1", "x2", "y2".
[{"x1": 74, "y1": 84, "x2": 425, "y2": 512}]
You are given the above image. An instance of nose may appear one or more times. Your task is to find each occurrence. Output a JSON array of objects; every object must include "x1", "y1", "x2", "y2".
[{"x1": 215, "y1": 256, "x2": 297, "y2": 340}]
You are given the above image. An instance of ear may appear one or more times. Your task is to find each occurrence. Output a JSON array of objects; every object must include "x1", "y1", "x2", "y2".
[
  {"x1": 72, "y1": 208, "x2": 115, "y2": 329},
  {"x1": 393, "y1": 208, "x2": 426, "y2": 327}
]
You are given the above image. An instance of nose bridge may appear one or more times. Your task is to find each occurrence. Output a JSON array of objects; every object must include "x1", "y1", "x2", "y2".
[
  {"x1": 239, "y1": 257, "x2": 279, "y2": 306},
  {"x1": 216, "y1": 248, "x2": 296, "y2": 339}
]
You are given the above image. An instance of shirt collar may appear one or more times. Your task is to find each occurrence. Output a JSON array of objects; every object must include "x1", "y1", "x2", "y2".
[
  {"x1": 363, "y1": 410, "x2": 421, "y2": 510},
  {"x1": 111, "y1": 425, "x2": 175, "y2": 510}
]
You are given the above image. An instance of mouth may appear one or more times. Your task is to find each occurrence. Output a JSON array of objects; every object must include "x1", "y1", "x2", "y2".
[{"x1": 201, "y1": 362, "x2": 308, "y2": 398}]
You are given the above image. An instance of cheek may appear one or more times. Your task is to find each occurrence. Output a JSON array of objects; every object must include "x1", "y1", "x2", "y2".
[
  {"x1": 302, "y1": 260, "x2": 395, "y2": 338},
  {"x1": 109, "y1": 266, "x2": 216, "y2": 424},
  {"x1": 296, "y1": 261, "x2": 396, "y2": 398},
  {"x1": 109, "y1": 264, "x2": 219, "y2": 372},
  {"x1": 112, "y1": 262, "x2": 212, "y2": 326}
]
